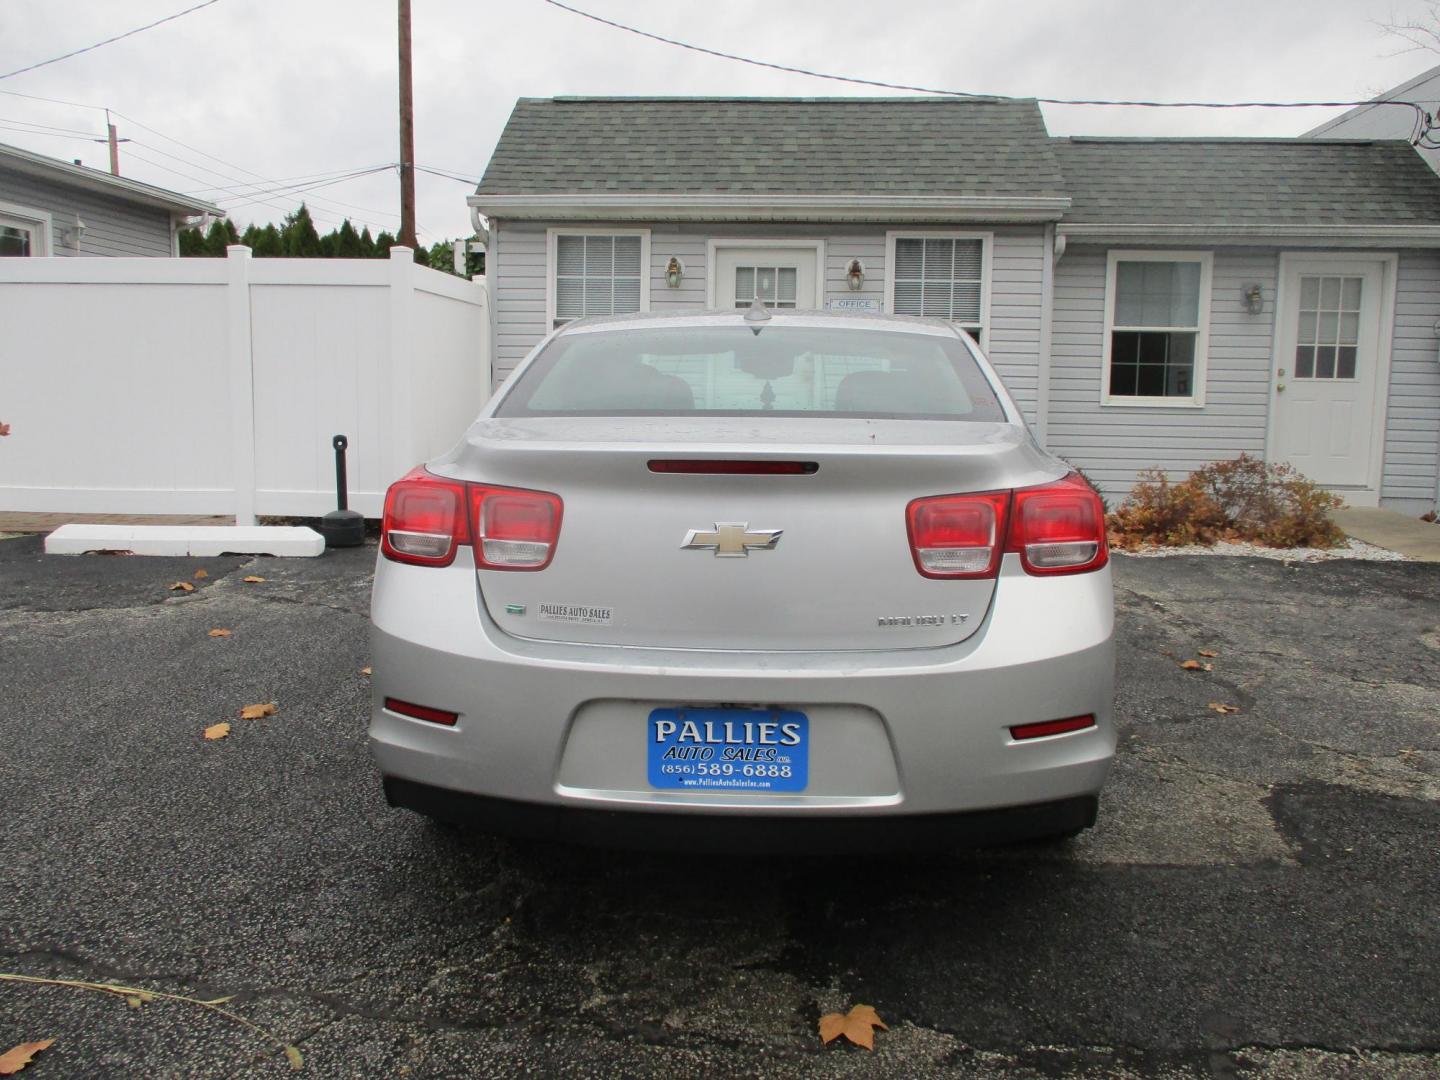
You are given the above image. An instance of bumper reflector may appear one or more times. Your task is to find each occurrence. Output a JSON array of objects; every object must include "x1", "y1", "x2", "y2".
[
  {"x1": 1010, "y1": 714, "x2": 1096, "y2": 741},
  {"x1": 384, "y1": 697, "x2": 459, "y2": 726}
]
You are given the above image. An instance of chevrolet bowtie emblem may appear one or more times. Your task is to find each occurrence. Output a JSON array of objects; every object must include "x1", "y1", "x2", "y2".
[{"x1": 681, "y1": 522, "x2": 783, "y2": 557}]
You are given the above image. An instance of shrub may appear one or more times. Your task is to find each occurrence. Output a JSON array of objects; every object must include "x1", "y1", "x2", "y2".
[
  {"x1": 1107, "y1": 454, "x2": 1344, "y2": 550},
  {"x1": 1059, "y1": 459, "x2": 1110, "y2": 515}
]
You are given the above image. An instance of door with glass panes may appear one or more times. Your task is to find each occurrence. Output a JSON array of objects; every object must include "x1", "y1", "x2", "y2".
[
  {"x1": 713, "y1": 246, "x2": 819, "y2": 310},
  {"x1": 1271, "y1": 258, "x2": 1385, "y2": 491}
]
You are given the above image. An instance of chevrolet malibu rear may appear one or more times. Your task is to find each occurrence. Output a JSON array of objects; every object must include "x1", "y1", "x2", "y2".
[{"x1": 369, "y1": 310, "x2": 1114, "y2": 851}]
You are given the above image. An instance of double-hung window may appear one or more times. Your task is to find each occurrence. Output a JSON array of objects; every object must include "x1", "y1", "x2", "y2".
[
  {"x1": 1103, "y1": 251, "x2": 1212, "y2": 406},
  {"x1": 547, "y1": 229, "x2": 650, "y2": 329},
  {"x1": 0, "y1": 202, "x2": 52, "y2": 257},
  {"x1": 886, "y1": 233, "x2": 990, "y2": 345}
]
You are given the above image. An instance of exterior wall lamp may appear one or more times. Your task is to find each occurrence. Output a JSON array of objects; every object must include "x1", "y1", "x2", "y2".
[
  {"x1": 1242, "y1": 283, "x2": 1263, "y2": 315},
  {"x1": 664, "y1": 256, "x2": 685, "y2": 289},
  {"x1": 846, "y1": 258, "x2": 865, "y2": 291}
]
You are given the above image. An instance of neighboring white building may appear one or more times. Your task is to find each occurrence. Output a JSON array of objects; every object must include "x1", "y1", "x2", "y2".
[
  {"x1": 1306, "y1": 61, "x2": 1440, "y2": 173},
  {"x1": 0, "y1": 141, "x2": 223, "y2": 257}
]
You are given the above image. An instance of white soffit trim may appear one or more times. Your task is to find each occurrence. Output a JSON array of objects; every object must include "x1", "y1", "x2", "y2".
[
  {"x1": 45, "y1": 524, "x2": 325, "y2": 557},
  {"x1": 469, "y1": 193, "x2": 1071, "y2": 222},
  {"x1": 1058, "y1": 223, "x2": 1440, "y2": 247}
]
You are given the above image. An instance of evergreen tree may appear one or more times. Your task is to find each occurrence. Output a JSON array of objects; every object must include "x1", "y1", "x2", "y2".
[
  {"x1": 177, "y1": 227, "x2": 206, "y2": 257},
  {"x1": 204, "y1": 218, "x2": 238, "y2": 257},
  {"x1": 373, "y1": 230, "x2": 395, "y2": 257},
  {"x1": 280, "y1": 204, "x2": 322, "y2": 258},
  {"x1": 358, "y1": 226, "x2": 376, "y2": 258},
  {"x1": 249, "y1": 223, "x2": 284, "y2": 257},
  {"x1": 335, "y1": 219, "x2": 364, "y2": 258}
]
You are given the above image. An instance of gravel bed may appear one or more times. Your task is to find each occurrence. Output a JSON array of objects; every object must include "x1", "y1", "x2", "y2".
[{"x1": 1116, "y1": 537, "x2": 1408, "y2": 562}]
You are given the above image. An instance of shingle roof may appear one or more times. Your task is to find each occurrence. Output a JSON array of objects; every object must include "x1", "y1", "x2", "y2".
[
  {"x1": 1053, "y1": 137, "x2": 1440, "y2": 226},
  {"x1": 476, "y1": 97, "x2": 1066, "y2": 199}
]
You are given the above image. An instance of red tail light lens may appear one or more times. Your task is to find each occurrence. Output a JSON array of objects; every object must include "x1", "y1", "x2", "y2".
[
  {"x1": 380, "y1": 468, "x2": 469, "y2": 566},
  {"x1": 1006, "y1": 473, "x2": 1108, "y2": 575},
  {"x1": 381, "y1": 469, "x2": 563, "y2": 570},
  {"x1": 471, "y1": 485, "x2": 563, "y2": 570},
  {"x1": 905, "y1": 491, "x2": 1010, "y2": 578},
  {"x1": 1010, "y1": 714, "x2": 1096, "y2": 740},
  {"x1": 384, "y1": 697, "x2": 459, "y2": 726}
]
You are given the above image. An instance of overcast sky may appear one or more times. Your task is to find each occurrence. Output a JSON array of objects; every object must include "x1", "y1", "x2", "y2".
[{"x1": 3, "y1": 0, "x2": 1439, "y2": 244}]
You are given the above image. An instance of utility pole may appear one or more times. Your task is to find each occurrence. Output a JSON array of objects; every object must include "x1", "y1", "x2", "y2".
[
  {"x1": 106, "y1": 108, "x2": 120, "y2": 176},
  {"x1": 397, "y1": 0, "x2": 417, "y2": 249},
  {"x1": 94, "y1": 109, "x2": 130, "y2": 175}
]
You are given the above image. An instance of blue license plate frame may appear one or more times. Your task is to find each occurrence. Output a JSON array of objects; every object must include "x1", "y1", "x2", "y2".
[{"x1": 647, "y1": 707, "x2": 809, "y2": 793}]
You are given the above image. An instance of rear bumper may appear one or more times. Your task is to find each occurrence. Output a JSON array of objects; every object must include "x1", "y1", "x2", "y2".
[
  {"x1": 384, "y1": 776, "x2": 1099, "y2": 852},
  {"x1": 368, "y1": 551, "x2": 1116, "y2": 821}
]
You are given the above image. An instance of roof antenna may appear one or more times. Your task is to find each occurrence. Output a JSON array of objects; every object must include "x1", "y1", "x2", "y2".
[{"x1": 744, "y1": 295, "x2": 771, "y2": 334}]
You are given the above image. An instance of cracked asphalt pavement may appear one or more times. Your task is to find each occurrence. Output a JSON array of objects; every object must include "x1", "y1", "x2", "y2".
[{"x1": 1, "y1": 534, "x2": 1437, "y2": 1078}]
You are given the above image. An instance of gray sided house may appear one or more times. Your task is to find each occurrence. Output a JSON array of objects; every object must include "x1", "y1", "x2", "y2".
[
  {"x1": 470, "y1": 97, "x2": 1440, "y2": 513},
  {"x1": 0, "y1": 141, "x2": 222, "y2": 258}
]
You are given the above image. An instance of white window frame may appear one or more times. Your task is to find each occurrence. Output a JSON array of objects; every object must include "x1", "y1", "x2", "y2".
[
  {"x1": 0, "y1": 200, "x2": 54, "y2": 257},
  {"x1": 1101, "y1": 249, "x2": 1213, "y2": 408},
  {"x1": 545, "y1": 227, "x2": 651, "y2": 330},
  {"x1": 704, "y1": 238, "x2": 826, "y2": 309},
  {"x1": 883, "y1": 230, "x2": 993, "y2": 342}
]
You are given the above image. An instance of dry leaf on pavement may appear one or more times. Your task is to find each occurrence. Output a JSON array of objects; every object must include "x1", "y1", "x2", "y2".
[
  {"x1": 241, "y1": 575, "x2": 266, "y2": 584},
  {"x1": 203, "y1": 722, "x2": 231, "y2": 741},
  {"x1": 1208, "y1": 702, "x2": 1241, "y2": 714},
  {"x1": 193, "y1": 569, "x2": 209, "y2": 579},
  {"x1": 818, "y1": 1004, "x2": 888, "y2": 1050},
  {"x1": 1180, "y1": 659, "x2": 1214, "y2": 672},
  {"x1": 0, "y1": 1040, "x2": 54, "y2": 1075},
  {"x1": 168, "y1": 581, "x2": 195, "y2": 593},
  {"x1": 360, "y1": 667, "x2": 372, "y2": 677},
  {"x1": 208, "y1": 628, "x2": 232, "y2": 638},
  {"x1": 240, "y1": 702, "x2": 276, "y2": 720},
  {"x1": 1198, "y1": 648, "x2": 1219, "y2": 657}
]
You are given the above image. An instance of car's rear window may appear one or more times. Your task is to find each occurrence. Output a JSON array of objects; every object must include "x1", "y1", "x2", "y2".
[{"x1": 495, "y1": 326, "x2": 1006, "y2": 421}]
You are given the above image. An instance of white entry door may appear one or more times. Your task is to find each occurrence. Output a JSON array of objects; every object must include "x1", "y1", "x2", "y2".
[
  {"x1": 712, "y1": 244, "x2": 821, "y2": 310},
  {"x1": 1271, "y1": 257, "x2": 1387, "y2": 492}
]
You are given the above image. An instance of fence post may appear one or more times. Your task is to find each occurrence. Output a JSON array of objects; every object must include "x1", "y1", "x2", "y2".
[
  {"x1": 387, "y1": 247, "x2": 417, "y2": 483},
  {"x1": 225, "y1": 245, "x2": 257, "y2": 526}
]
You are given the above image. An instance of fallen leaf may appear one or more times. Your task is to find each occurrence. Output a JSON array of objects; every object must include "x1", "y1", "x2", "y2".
[
  {"x1": 193, "y1": 568, "x2": 209, "y2": 579},
  {"x1": 204, "y1": 722, "x2": 231, "y2": 741},
  {"x1": 1208, "y1": 702, "x2": 1241, "y2": 714},
  {"x1": 242, "y1": 575, "x2": 266, "y2": 584},
  {"x1": 1198, "y1": 648, "x2": 1219, "y2": 658},
  {"x1": 818, "y1": 1004, "x2": 888, "y2": 1051},
  {"x1": 0, "y1": 1040, "x2": 54, "y2": 1075},
  {"x1": 169, "y1": 581, "x2": 195, "y2": 593},
  {"x1": 284, "y1": 1046, "x2": 304, "y2": 1071},
  {"x1": 360, "y1": 667, "x2": 372, "y2": 677},
  {"x1": 124, "y1": 990, "x2": 155, "y2": 1008},
  {"x1": 208, "y1": 628, "x2": 232, "y2": 638},
  {"x1": 240, "y1": 702, "x2": 276, "y2": 720},
  {"x1": 1180, "y1": 659, "x2": 1203, "y2": 670}
]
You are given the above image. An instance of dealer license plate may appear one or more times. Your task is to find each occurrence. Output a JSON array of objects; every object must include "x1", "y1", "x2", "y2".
[{"x1": 647, "y1": 707, "x2": 808, "y2": 792}]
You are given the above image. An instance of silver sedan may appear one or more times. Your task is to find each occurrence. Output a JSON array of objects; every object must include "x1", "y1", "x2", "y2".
[{"x1": 369, "y1": 309, "x2": 1114, "y2": 850}]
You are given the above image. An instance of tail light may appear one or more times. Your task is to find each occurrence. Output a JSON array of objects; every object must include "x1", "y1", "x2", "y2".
[
  {"x1": 906, "y1": 491, "x2": 1010, "y2": 579},
  {"x1": 470, "y1": 484, "x2": 563, "y2": 570},
  {"x1": 1006, "y1": 473, "x2": 1108, "y2": 575},
  {"x1": 1010, "y1": 714, "x2": 1096, "y2": 740},
  {"x1": 380, "y1": 468, "x2": 468, "y2": 566},
  {"x1": 906, "y1": 473, "x2": 1106, "y2": 579},
  {"x1": 381, "y1": 467, "x2": 562, "y2": 570}
]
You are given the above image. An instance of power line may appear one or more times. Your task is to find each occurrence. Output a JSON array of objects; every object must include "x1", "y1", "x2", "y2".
[
  {"x1": 0, "y1": 87, "x2": 105, "y2": 111},
  {"x1": 0, "y1": 116, "x2": 100, "y2": 138},
  {"x1": 0, "y1": 0, "x2": 224, "y2": 81},
  {"x1": 540, "y1": 0, "x2": 1436, "y2": 137},
  {"x1": 541, "y1": 0, "x2": 990, "y2": 99},
  {"x1": 414, "y1": 164, "x2": 476, "y2": 183}
]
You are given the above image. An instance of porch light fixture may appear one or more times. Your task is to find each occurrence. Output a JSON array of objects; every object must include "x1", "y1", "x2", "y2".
[
  {"x1": 1242, "y1": 283, "x2": 1263, "y2": 315},
  {"x1": 664, "y1": 256, "x2": 685, "y2": 288},
  {"x1": 846, "y1": 258, "x2": 865, "y2": 291}
]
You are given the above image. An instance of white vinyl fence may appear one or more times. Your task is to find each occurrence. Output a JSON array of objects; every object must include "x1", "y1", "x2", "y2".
[{"x1": 0, "y1": 246, "x2": 490, "y2": 521}]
